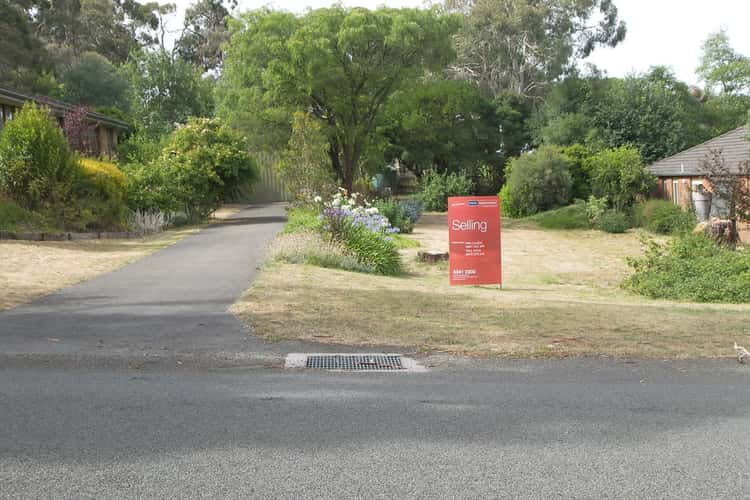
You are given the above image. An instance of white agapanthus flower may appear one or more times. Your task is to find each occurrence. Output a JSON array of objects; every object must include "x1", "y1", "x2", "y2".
[
  {"x1": 331, "y1": 198, "x2": 341, "y2": 207},
  {"x1": 313, "y1": 196, "x2": 322, "y2": 203},
  {"x1": 366, "y1": 207, "x2": 379, "y2": 215}
]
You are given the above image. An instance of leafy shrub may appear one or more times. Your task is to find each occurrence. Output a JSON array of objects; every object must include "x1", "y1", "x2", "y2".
[
  {"x1": 398, "y1": 198, "x2": 423, "y2": 224},
  {"x1": 585, "y1": 146, "x2": 655, "y2": 211},
  {"x1": 503, "y1": 147, "x2": 573, "y2": 217},
  {"x1": 499, "y1": 184, "x2": 514, "y2": 217},
  {"x1": 559, "y1": 143, "x2": 595, "y2": 200},
  {"x1": 322, "y1": 200, "x2": 401, "y2": 275},
  {"x1": 337, "y1": 222, "x2": 402, "y2": 276},
  {"x1": 528, "y1": 203, "x2": 592, "y2": 230},
  {"x1": 0, "y1": 103, "x2": 77, "y2": 210},
  {"x1": 0, "y1": 198, "x2": 49, "y2": 231},
  {"x1": 73, "y1": 158, "x2": 129, "y2": 229},
  {"x1": 633, "y1": 199, "x2": 695, "y2": 234},
  {"x1": 275, "y1": 111, "x2": 336, "y2": 201},
  {"x1": 284, "y1": 207, "x2": 324, "y2": 234},
  {"x1": 584, "y1": 195, "x2": 608, "y2": 225},
  {"x1": 125, "y1": 118, "x2": 258, "y2": 222},
  {"x1": 623, "y1": 234, "x2": 750, "y2": 303},
  {"x1": 598, "y1": 210, "x2": 629, "y2": 233},
  {"x1": 373, "y1": 199, "x2": 414, "y2": 234},
  {"x1": 122, "y1": 161, "x2": 181, "y2": 215},
  {"x1": 419, "y1": 170, "x2": 473, "y2": 211},
  {"x1": 117, "y1": 132, "x2": 165, "y2": 165}
]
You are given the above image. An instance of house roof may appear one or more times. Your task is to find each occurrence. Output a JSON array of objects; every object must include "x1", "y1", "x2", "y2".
[
  {"x1": 647, "y1": 126, "x2": 749, "y2": 177},
  {"x1": 0, "y1": 85, "x2": 130, "y2": 131}
]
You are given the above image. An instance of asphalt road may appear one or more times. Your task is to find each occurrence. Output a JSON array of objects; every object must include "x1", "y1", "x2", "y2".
[
  {"x1": 1, "y1": 360, "x2": 749, "y2": 499},
  {"x1": 2, "y1": 203, "x2": 750, "y2": 498}
]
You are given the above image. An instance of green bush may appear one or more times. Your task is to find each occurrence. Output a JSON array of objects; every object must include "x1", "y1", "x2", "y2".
[
  {"x1": 503, "y1": 147, "x2": 572, "y2": 217},
  {"x1": 623, "y1": 234, "x2": 750, "y2": 303},
  {"x1": 373, "y1": 199, "x2": 413, "y2": 234},
  {"x1": 584, "y1": 195, "x2": 608, "y2": 225},
  {"x1": 559, "y1": 143, "x2": 595, "y2": 200},
  {"x1": 0, "y1": 198, "x2": 49, "y2": 231},
  {"x1": 284, "y1": 207, "x2": 324, "y2": 234},
  {"x1": 499, "y1": 184, "x2": 517, "y2": 218},
  {"x1": 585, "y1": 146, "x2": 655, "y2": 211},
  {"x1": 0, "y1": 103, "x2": 77, "y2": 210},
  {"x1": 398, "y1": 198, "x2": 423, "y2": 224},
  {"x1": 73, "y1": 158, "x2": 129, "y2": 230},
  {"x1": 125, "y1": 118, "x2": 258, "y2": 222},
  {"x1": 275, "y1": 111, "x2": 336, "y2": 201},
  {"x1": 337, "y1": 222, "x2": 401, "y2": 276},
  {"x1": 527, "y1": 203, "x2": 592, "y2": 229},
  {"x1": 122, "y1": 161, "x2": 181, "y2": 215},
  {"x1": 633, "y1": 199, "x2": 695, "y2": 234},
  {"x1": 419, "y1": 170, "x2": 473, "y2": 212},
  {"x1": 598, "y1": 210, "x2": 629, "y2": 233}
]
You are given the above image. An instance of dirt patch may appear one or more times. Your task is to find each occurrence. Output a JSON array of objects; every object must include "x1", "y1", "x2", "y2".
[
  {"x1": 232, "y1": 216, "x2": 750, "y2": 359},
  {"x1": 0, "y1": 228, "x2": 197, "y2": 310}
]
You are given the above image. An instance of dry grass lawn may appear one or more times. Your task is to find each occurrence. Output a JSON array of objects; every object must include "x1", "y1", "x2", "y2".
[
  {"x1": 0, "y1": 228, "x2": 197, "y2": 311},
  {"x1": 233, "y1": 214, "x2": 750, "y2": 359}
]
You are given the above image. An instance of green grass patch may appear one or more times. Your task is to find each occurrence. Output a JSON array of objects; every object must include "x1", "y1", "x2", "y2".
[
  {"x1": 525, "y1": 204, "x2": 592, "y2": 230},
  {"x1": 283, "y1": 206, "x2": 323, "y2": 234},
  {"x1": 391, "y1": 234, "x2": 420, "y2": 249}
]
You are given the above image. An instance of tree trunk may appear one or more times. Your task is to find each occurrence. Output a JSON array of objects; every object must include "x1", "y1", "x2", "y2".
[
  {"x1": 328, "y1": 141, "x2": 344, "y2": 188},
  {"x1": 341, "y1": 142, "x2": 361, "y2": 193}
]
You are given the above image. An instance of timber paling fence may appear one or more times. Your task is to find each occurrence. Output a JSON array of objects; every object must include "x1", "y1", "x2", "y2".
[{"x1": 239, "y1": 150, "x2": 292, "y2": 204}]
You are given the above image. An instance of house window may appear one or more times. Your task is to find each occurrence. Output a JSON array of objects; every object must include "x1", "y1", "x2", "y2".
[{"x1": 672, "y1": 180, "x2": 680, "y2": 205}]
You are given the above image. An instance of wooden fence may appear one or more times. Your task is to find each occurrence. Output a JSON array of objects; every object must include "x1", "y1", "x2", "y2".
[{"x1": 234, "y1": 151, "x2": 291, "y2": 203}]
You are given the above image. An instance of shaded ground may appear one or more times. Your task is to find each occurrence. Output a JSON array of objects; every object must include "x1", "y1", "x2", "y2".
[{"x1": 234, "y1": 213, "x2": 750, "y2": 358}]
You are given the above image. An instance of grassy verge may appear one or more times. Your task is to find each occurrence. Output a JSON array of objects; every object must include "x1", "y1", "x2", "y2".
[
  {"x1": 233, "y1": 213, "x2": 750, "y2": 358},
  {"x1": 0, "y1": 227, "x2": 198, "y2": 310}
]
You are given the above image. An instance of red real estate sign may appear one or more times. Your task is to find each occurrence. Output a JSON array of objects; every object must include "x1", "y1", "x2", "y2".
[{"x1": 448, "y1": 196, "x2": 502, "y2": 286}]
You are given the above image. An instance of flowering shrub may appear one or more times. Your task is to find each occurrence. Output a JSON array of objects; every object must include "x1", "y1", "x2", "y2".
[{"x1": 318, "y1": 189, "x2": 402, "y2": 275}]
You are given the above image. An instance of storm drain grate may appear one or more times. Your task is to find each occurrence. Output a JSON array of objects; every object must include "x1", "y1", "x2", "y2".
[{"x1": 305, "y1": 354, "x2": 403, "y2": 371}]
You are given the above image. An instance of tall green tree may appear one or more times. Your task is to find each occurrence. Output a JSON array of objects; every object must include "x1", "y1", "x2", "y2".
[
  {"x1": 31, "y1": 0, "x2": 167, "y2": 64},
  {"x1": 0, "y1": 0, "x2": 50, "y2": 91},
  {"x1": 61, "y1": 52, "x2": 130, "y2": 109},
  {"x1": 176, "y1": 0, "x2": 235, "y2": 72},
  {"x1": 697, "y1": 29, "x2": 750, "y2": 96},
  {"x1": 381, "y1": 79, "x2": 502, "y2": 175},
  {"x1": 218, "y1": 6, "x2": 460, "y2": 191},
  {"x1": 696, "y1": 30, "x2": 750, "y2": 135},
  {"x1": 590, "y1": 68, "x2": 711, "y2": 163},
  {"x1": 446, "y1": 0, "x2": 626, "y2": 97},
  {"x1": 125, "y1": 49, "x2": 213, "y2": 136}
]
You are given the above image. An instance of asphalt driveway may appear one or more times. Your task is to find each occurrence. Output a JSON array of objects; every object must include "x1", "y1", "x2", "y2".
[{"x1": 0, "y1": 204, "x2": 289, "y2": 364}]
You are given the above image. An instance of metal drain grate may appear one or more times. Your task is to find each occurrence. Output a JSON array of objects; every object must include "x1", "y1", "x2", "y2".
[{"x1": 305, "y1": 354, "x2": 403, "y2": 371}]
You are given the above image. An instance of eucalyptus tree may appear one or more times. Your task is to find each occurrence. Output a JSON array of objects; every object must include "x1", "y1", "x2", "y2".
[{"x1": 446, "y1": 0, "x2": 626, "y2": 98}]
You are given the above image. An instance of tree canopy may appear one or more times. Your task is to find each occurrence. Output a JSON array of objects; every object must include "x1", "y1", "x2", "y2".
[
  {"x1": 446, "y1": 0, "x2": 626, "y2": 97},
  {"x1": 219, "y1": 6, "x2": 460, "y2": 190}
]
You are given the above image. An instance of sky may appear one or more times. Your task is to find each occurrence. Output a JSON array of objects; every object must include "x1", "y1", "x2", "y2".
[{"x1": 169, "y1": 0, "x2": 750, "y2": 86}]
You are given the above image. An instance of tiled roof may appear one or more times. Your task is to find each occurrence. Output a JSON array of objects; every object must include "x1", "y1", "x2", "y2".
[
  {"x1": 647, "y1": 126, "x2": 749, "y2": 176},
  {"x1": 0, "y1": 85, "x2": 130, "y2": 131}
]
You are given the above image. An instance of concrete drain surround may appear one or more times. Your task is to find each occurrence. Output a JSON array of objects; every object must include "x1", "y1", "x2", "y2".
[{"x1": 285, "y1": 354, "x2": 426, "y2": 372}]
